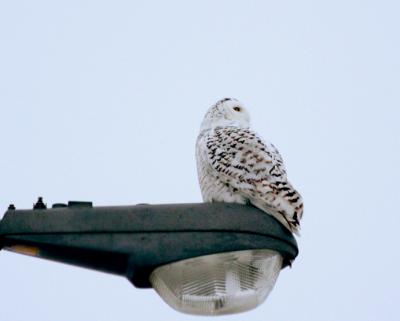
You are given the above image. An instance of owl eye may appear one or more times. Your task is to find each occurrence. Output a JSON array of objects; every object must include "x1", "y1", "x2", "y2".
[{"x1": 233, "y1": 106, "x2": 241, "y2": 112}]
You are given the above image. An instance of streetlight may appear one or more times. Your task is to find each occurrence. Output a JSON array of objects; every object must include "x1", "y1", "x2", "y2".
[{"x1": 0, "y1": 198, "x2": 298, "y2": 315}]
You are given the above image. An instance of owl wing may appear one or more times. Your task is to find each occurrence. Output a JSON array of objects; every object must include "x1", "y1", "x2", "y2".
[{"x1": 203, "y1": 126, "x2": 303, "y2": 234}]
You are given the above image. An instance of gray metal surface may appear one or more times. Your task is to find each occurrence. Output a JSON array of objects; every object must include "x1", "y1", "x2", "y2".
[{"x1": 0, "y1": 202, "x2": 298, "y2": 288}]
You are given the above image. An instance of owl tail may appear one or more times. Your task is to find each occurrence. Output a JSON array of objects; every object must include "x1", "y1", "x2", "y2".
[{"x1": 249, "y1": 198, "x2": 301, "y2": 236}]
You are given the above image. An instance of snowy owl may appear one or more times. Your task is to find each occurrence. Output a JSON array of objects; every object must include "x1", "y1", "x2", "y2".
[{"x1": 196, "y1": 98, "x2": 303, "y2": 235}]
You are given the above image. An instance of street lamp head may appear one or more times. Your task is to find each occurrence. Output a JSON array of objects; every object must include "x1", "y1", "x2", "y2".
[
  {"x1": 0, "y1": 201, "x2": 298, "y2": 316},
  {"x1": 150, "y1": 249, "x2": 282, "y2": 315}
]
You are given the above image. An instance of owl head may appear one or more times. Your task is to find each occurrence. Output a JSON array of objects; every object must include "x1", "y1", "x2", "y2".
[{"x1": 200, "y1": 98, "x2": 250, "y2": 130}]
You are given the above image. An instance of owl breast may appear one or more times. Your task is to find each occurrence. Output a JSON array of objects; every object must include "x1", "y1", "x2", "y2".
[{"x1": 196, "y1": 132, "x2": 247, "y2": 204}]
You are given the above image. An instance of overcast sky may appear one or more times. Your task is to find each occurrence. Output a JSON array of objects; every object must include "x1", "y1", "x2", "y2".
[{"x1": 0, "y1": 1, "x2": 399, "y2": 321}]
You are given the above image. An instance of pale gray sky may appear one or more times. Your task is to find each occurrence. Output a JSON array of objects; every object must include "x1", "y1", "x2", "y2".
[{"x1": 0, "y1": 1, "x2": 399, "y2": 321}]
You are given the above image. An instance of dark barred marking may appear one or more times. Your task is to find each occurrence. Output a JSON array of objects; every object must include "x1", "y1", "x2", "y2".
[{"x1": 285, "y1": 191, "x2": 296, "y2": 198}]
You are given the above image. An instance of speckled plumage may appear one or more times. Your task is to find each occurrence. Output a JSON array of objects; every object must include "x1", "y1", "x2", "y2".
[{"x1": 196, "y1": 98, "x2": 303, "y2": 235}]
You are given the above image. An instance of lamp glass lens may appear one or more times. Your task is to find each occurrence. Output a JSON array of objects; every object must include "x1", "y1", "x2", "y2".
[{"x1": 149, "y1": 249, "x2": 282, "y2": 315}]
